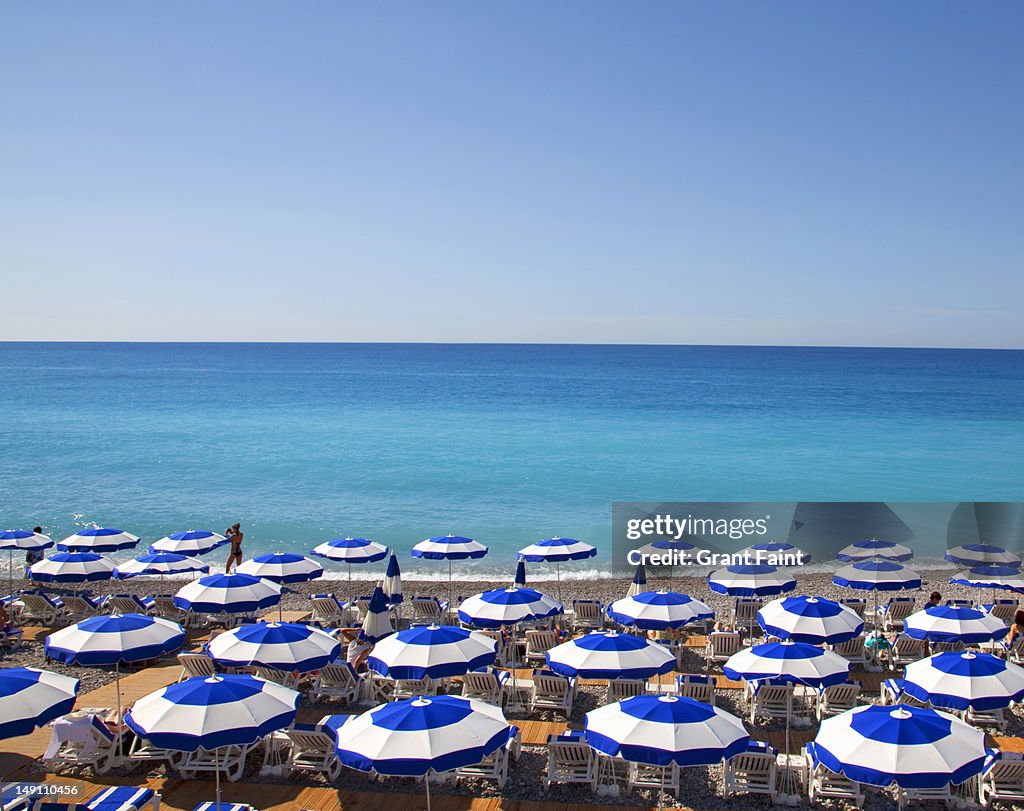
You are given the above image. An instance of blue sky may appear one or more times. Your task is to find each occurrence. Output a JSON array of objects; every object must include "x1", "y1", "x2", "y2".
[{"x1": 2, "y1": 3, "x2": 1022, "y2": 347}]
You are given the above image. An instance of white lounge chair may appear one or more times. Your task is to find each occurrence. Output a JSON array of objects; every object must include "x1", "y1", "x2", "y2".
[
  {"x1": 629, "y1": 761, "x2": 680, "y2": 798},
  {"x1": 530, "y1": 669, "x2": 575, "y2": 718},
  {"x1": 309, "y1": 594, "x2": 349, "y2": 628},
  {"x1": 606, "y1": 678, "x2": 647, "y2": 703},
  {"x1": 897, "y1": 783, "x2": 955, "y2": 807},
  {"x1": 877, "y1": 598, "x2": 916, "y2": 632},
  {"x1": 889, "y1": 634, "x2": 926, "y2": 667},
  {"x1": 105, "y1": 594, "x2": 151, "y2": 615},
  {"x1": 675, "y1": 673, "x2": 716, "y2": 705},
  {"x1": 543, "y1": 734, "x2": 597, "y2": 791},
  {"x1": 309, "y1": 662, "x2": 363, "y2": 704},
  {"x1": 461, "y1": 669, "x2": 509, "y2": 705},
  {"x1": 749, "y1": 681, "x2": 794, "y2": 725},
  {"x1": 60, "y1": 594, "x2": 100, "y2": 621},
  {"x1": 410, "y1": 596, "x2": 446, "y2": 626},
  {"x1": 815, "y1": 680, "x2": 861, "y2": 720},
  {"x1": 805, "y1": 744, "x2": 865, "y2": 808},
  {"x1": 839, "y1": 598, "x2": 867, "y2": 618},
  {"x1": 571, "y1": 600, "x2": 604, "y2": 631},
  {"x1": 178, "y1": 743, "x2": 251, "y2": 782},
  {"x1": 455, "y1": 725, "x2": 521, "y2": 788},
  {"x1": 392, "y1": 677, "x2": 440, "y2": 700},
  {"x1": 724, "y1": 743, "x2": 777, "y2": 801},
  {"x1": 42, "y1": 713, "x2": 122, "y2": 775},
  {"x1": 177, "y1": 652, "x2": 217, "y2": 681},
  {"x1": 965, "y1": 705, "x2": 1007, "y2": 732},
  {"x1": 980, "y1": 751, "x2": 1024, "y2": 805},
  {"x1": 986, "y1": 599, "x2": 1019, "y2": 625},
  {"x1": 524, "y1": 629, "x2": 559, "y2": 666},
  {"x1": 732, "y1": 598, "x2": 761, "y2": 631},
  {"x1": 276, "y1": 725, "x2": 343, "y2": 780},
  {"x1": 147, "y1": 595, "x2": 198, "y2": 628},
  {"x1": 705, "y1": 631, "x2": 743, "y2": 669},
  {"x1": 254, "y1": 666, "x2": 302, "y2": 689},
  {"x1": 18, "y1": 592, "x2": 69, "y2": 626},
  {"x1": 828, "y1": 636, "x2": 868, "y2": 667}
]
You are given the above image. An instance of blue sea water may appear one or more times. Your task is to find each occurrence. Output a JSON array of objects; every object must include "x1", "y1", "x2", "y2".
[{"x1": 1, "y1": 343, "x2": 1022, "y2": 579}]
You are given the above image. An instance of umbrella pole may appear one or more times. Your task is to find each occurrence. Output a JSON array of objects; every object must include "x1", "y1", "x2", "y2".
[
  {"x1": 215, "y1": 748, "x2": 222, "y2": 808},
  {"x1": 424, "y1": 768, "x2": 431, "y2": 811},
  {"x1": 115, "y1": 663, "x2": 123, "y2": 762},
  {"x1": 556, "y1": 561, "x2": 562, "y2": 604}
]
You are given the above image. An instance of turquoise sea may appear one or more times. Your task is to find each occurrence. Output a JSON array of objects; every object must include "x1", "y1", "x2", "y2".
[{"x1": 1, "y1": 343, "x2": 1022, "y2": 579}]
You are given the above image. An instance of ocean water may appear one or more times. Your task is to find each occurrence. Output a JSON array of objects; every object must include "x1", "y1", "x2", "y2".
[{"x1": 1, "y1": 343, "x2": 1022, "y2": 579}]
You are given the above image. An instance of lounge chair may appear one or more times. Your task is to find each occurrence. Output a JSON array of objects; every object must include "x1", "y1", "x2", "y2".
[
  {"x1": 18, "y1": 592, "x2": 69, "y2": 626},
  {"x1": 462, "y1": 668, "x2": 510, "y2": 705},
  {"x1": 889, "y1": 634, "x2": 925, "y2": 667},
  {"x1": 571, "y1": 600, "x2": 604, "y2": 631},
  {"x1": 876, "y1": 597, "x2": 916, "y2": 632},
  {"x1": 42, "y1": 713, "x2": 122, "y2": 775},
  {"x1": 675, "y1": 673, "x2": 716, "y2": 705},
  {"x1": 724, "y1": 742, "x2": 778, "y2": 801},
  {"x1": 931, "y1": 640, "x2": 966, "y2": 653},
  {"x1": 277, "y1": 725, "x2": 343, "y2": 780},
  {"x1": 945, "y1": 599, "x2": 974, "y2": 608},
  {"x1": 455, "y1": 725, "x2": 521, "y2": 788},
  {"x1": 178, "y1": 743, "x2": 251, "y2": 782},
  {"x1": 309, "y1": 594, "x2": 349, "y2": 628},
  {"x1": 980, "y1": 750, "x2": 1024, "y2": 805},
  {"x1": 530, "y1": 669, "x2": 575, "y2": 718},
  {"x1": 410, "y1": 596, "x2": 447, "y2": 626},
  {"x1": 965, "y1": 704, "x2": 1008, "y2": 732},
  {"x1": 177, "y1": 652, "x2": 217, "y2": 681},
  {"x1": 805, "y1": 744, "x2": 865, "y2": 808},
  {"x1": 897, "y1": 783, "x2": 955, "y2": 806},
  {"x1": 731, "y1": 598, "x2": 761, "y2": 631},
  {"x1": 839, "y1": 598, "x2": 867, "y2": 618},
  {"x1": 126, "y1": 731, "x2": 183, "y2": 771},
  {"x1": 543, "y1": 734, "x2": 598, "y2": 791},
  {"x1": 30, "y1": 786, "x2": 161, "y2": 811},
  {"x1": 309, "y1": 662, "x2": 363, "y2": 704},
  {"x1": 828, "y1": 636, "x2": 868, "y2": 668},
  {"x1": 606, "y1": 678, "x2": 646, "y2": 703},
  {"x1": 0, "y1": 625, "x2": 23, "y2": 648},
  {"x1": 392, "y1": 677, "x2": 440, "y2": 700},
  {"x1": 986, "y1": 599, "x2": 1019, "y2": 625},
  {"x1": 60, "y1": 594, "x2": 99, "y2": 621},
  {"x1": 629, "y1": 761, "x2": 681, "y2": 798},
  {"x1": 880, "y1": 678, "x2": 931, "y2": 709},
  {"x1": 147, "y1": 596, "x2": 198, "y2": 628},
  {"x1": 524, "y1": 629, "x2": 558, "y2": 666},
  {"x1": 749, "y1": 681, "x2": 793, "y2": 725},
  {"x1": 472, "y1": 629, "x2": 510, "y2": 666},
  {"x1": 105, "y1": 594, "x2": 151, "y2": 615},
  {"x1": 815, "y1": 680, "x2": 861, "y2": 720},
  {"x1": 705, "y1": 631, "x2": 743, "y2": 669},
  {"x1": 254, "y1": 666, "x2": 302, "y2": 689}
]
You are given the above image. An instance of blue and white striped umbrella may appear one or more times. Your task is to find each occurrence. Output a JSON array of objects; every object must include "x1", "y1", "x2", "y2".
[
  {"x1": 904, "y1": 605, "x2": 1009, "y2": 645},
  {"x1": 585, "y1": 695, "x2": 749, "y2": 767},
  {"x1": 809, "y1": 704, "x2": 986, "y2": 788},
  {"x1": 903, "y1": 651, "x2": 1024, "y2": 712},
  {"x1": 0, "y1": 530, "x2": 53, "y2": 551},
  {"x1": 412, "y1": 535, "x2": 488, "y2": 561},
  {"x1": 334, "y1": 695, "x2": 511, "y2": 785},
  {"x1": 518, "y1": 537, "x2": 596, "y2": 562},
  {"x1": 0, "y1": 668, "x2": 79, "y2": 740},
  {"x1": 951, "y1": 565, "x2": 1024, "y2": 592},
  {"x1": 113, "y1": 552, "x2": 208, "y2": 579},
  {"x1": 45, "y1": 614, "x2": 185, "y2": 666},
  {"x1": 312, "y1": 537, "x2": 389, "y2": 564},
  {"x1": 835, "y1": 539, "x2": 914, "y2": 563},
  {"x1": 708, "y1": 564, "x2": 797, "y2": 597},
  {"x1": 626, "y1": 562, "x2": 646, "y2": 597},
  {"x1": 546, "y1": 631, "x2": 674, "y2": 680},
  {"x1": 383, "y1": 551, "x2": 403, "y2": 605},
  {"x1": 741, "y1": 541, "x2": 811, "y2": 566},
  {"x1": 28, "y1": 552, "x2": 115, "y2": 583},
  {"x1": 58, "y1": 528, "x2": 139, "y2": 553},
  {"x1": 173, "y1": 572, "x2": 281, "y2": 614},
  {"x1": 945, "y1": 544, "x2": 1021, "y2": 568},
  {"x1": 513, "y1": 558, "x2": 527, "y2": 587},
  {"x1": 608, "y1": 590, "x2": 713, "y2": 631},
  {"x1": 150, "y1": 530, "x2": 228, "y2": 556},
  {"x1": 456, "y1": 587, "x2": 563, "y2": 628},
  {"x1": 832, "y1": 559, "x2": 922, "y2": 591},
  {"x1": 724, "y1": 640, "x2": 850, "y2": 687},
  {"x1": 207, "y1": 622, "x2": 340, "y2": 673},
  {"x1": 757, "y1": 596, "x2": 864, "y2": 646},
  {"x1": 237, "y1": 553, "x2": 323, "y2": 584},
  {"x1": 360, "y1": 585, "x2": 394, "y2": 644},
  {"x1": 367, "y1": 625, "x2": 496, "y2": 680}
]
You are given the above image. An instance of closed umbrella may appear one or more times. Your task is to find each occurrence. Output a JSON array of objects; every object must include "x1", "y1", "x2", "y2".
[
  {"x1": 513, "y1": 558, "x2": 527, "y2": 588},
  {"x1": 383, "y1": 551, "x2": 403, "y2": 606},
  {"x1": 360, "y1": 585, "x2": 394, "y2": 644},
  {"x1": 626, "y1": 562, "x2": 647, "y2": 597}
]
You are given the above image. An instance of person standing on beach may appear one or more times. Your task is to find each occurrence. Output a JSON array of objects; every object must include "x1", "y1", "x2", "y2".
[
  {"x1": 24, "y1": 525, "x2": 45, "y2": 578},
  {"x1": 225, "y1": 523, "x2": 243, "y2": 572}
]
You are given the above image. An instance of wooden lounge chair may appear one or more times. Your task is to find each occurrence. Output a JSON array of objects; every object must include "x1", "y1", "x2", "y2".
[
  {"x1": 724, "y1": 742, "x2": 777, "y2": 801},
  {"x1": 543, "y1": 734, "x2": 597, "y2": 791},
  {"x1": 876, "y1": 597, "x2": 916, "y2": 632},
  {"x1": 805, "y1": 744, "x2": 865, "y2": 808},
  {"x1": 705, "y1": 631, "x2": 742, "y2": 669},
  {"x1": 980, "y1": 751, "x2": 1024, "y2": 805},
  {"x1": 889, "y1": 634, "x2": 926, "y2": 667},
  {"x1": 524, "y1": 629, "x2": 559, "y2": 666},
  {"x1": 749, "y1": 681, "x2": 793, "y2": 725},
  {"x1": 731, "y1": 598, "x2": 761, "y2": 632},
  {"x1": 462, "y1": 669, "x2": 510, "y2": 705},
  {"x1": 455, "y1": 725, "x2": 521, "y2": 788},
  {"x1": 675, "y1": 673, "x2": 716, "y2": 705},
  {"x1": 815, "y1": 680, "x2": 861, "y2": 720},
  {"x1": 530, "y1": 669, "x2": 575, "y2": 717},
  {"x1": 177, "y1": 652, "x2": 217, "y2": 682},
  {"x1": 571, "y1": 600, "x2": 604, "y2": 631},
  {"x1": 606, "y1": 678, "x2": 646, "y2": 703},
  {"x1": 986, "y1": 599, "x2": 1019, "y2": 625},
  {"x1": 309, "y1": 662, "x2": 363, "y2": 704},
  {"x1": 828, "y1": 636, "x2": 868, "y2": 668}
]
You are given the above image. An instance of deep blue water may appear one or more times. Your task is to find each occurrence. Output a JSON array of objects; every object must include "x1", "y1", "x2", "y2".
[{"x1": 1, "y1": 343, "x2": 1022, "y2": 578}]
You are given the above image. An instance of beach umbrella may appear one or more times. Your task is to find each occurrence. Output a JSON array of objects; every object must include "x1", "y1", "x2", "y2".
[
  {"x1": 903, "y1": 605, "x2": 1008, "y2": 645},
  {"x1": 28, "y1": 552, "x2": 115, "y2": 584},
  {"x1": 46, "y1": 613, "x2": 185, "y2": 761},
  {"x1": 608, "y1": 590, "x2": 714, "y2": 631},
  {"x1": 383, "y1": 550, "x2": 403, "y2": 606},
  {"x1": 457, "y1": 586, "x2": 563, "y2": 629},
  {"x1": 626, "y1": 562, "x2": 647, "y2": 597},
  {"x1": 126, "y1": 675, "x2": 299, "y2": 807},
  {"x1": 635, "y1": 539, "x2": 701, "y2": 590},
  {"x1": 0, "y1": 667, "x2": 80, "y2": 739},
  {"x1": 58, "y1": 528, "x2": 139, "y2": 554},
  {"x1": 150, "y1": 530, "x2": 228, "y2": 556},
  {"x1": 0, "y1": 530, "x2": 53, "y2": 594},
  {"x1": 724, "y1": 640, "x2": 851, "y2": 688},
  {"x1": 945, "y1": 544, "x2": 1021, "y2": 568},
  {"x1": 311, "y1": 537, "x2": 389, "y2": 595},
  {"x1": 809, "y1": 705, "x2": 985, "y2": 798},
  {"x1": 835, "y1": 539, "x2": 914, "y2": 563},
  {"x1": 707, "y1": 564, "x2": 797, "y2": 597},
  {"x1": 757, "y1": 596, "x2": 864, "y2": 646},
  {"x1": 207, "y1": 622, "x2": 340, "y2": 673},
  {"x1": 546, "y1": 631, "x2": 675, "y2": 681},
  {"x1": 237, "y1": 553, "x2": 323, "y2": 620},
  {"x1": 360, "y1": 585, "x2": 394, "y2": 644},
  {"x1": 903, "y1": 651, "x2": 1024, "y2": 712},
  {"x1": 367, "y1": 625, "x2": 496, "y2": 680},
  {"x1": 513, "y1": 558, "x2": 527, "y2": 588},
  {"x1": 832, "y1": 559, "x2": 922, "y2": 633},
  {"x1": 173, "y1": 572, "x2": 281, "y2": 615},
  {"x1": 950, "y1": 565, "x2": 1024, "y2": 604},
  {"x1": 741, "y1": 541, "x2": 811, "y2": 567},
  {"x1": 585, "y1": 694, "x2": 748, "y2": 809},
  {"x1": 113, "y1": 552, "x2": 208, "y2": 579},
  {"x1": 335, "y1": 695, "x2": 510, "y2": 811},
  {"x1": 517, "y1": 537, "x2": 596, "y2": 602},
  {"x1": 412, "y1": 535, "x2": 489, "y2": 612}
]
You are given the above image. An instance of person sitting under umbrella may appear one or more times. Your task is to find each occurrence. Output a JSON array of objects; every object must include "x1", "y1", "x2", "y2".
[{"x1": 338, "y1": 627, "x2": 373, "y2": 672}]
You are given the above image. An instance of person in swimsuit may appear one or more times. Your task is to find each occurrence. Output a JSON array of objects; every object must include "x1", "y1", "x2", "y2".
[{"x1": 225, "y1": 523, "x2": 243, "y2": 572}]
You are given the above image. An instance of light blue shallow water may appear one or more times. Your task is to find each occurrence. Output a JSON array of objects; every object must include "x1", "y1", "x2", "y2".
[{"x1": 1, "y1": 343, "x2": 1021, "y2": 578}]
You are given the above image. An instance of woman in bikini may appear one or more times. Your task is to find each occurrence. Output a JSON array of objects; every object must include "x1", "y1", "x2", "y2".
[{"x1": 225, "y1": 523, "x2": 243, "y2": 572}]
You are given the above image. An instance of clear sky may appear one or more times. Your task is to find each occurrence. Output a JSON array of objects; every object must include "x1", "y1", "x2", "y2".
[{"x1": 2, "y1": 3, "x2": 1022, "y2": 347}]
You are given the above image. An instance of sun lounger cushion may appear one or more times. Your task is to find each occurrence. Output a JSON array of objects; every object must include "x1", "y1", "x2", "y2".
[
  {"x1": 192, "y1": 803, "x2": 253, "y2": 811},
  {"x1": 984, "y1": 748, "x2": 1024, "y2": 773}
]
